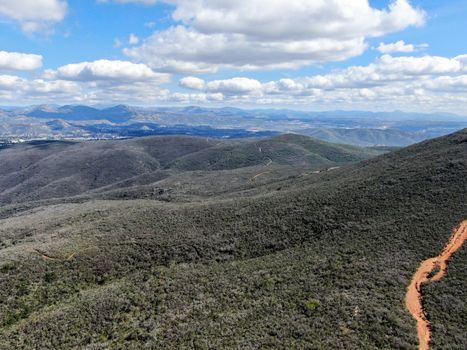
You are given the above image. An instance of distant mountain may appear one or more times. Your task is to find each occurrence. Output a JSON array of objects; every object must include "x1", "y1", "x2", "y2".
[
  {"x1": 300, "y1": 127, "x2": 425, "y2": 147},
  {"x1": 23, "y1": 104, "x2": 134, "y2": 123},
  {"x1": 0, "y1": 116, "x2": 277, "y2": 141},
  {"x1": 14, "y1": 104, "x2": 467, "y2": 124},
  {"x1": 0, "y1": 114, "x2": 56, "y2": 138},
  {"x1": 100, "y1": 105, "x2": 135, "y2": 123},
  {"x1": 80, "y1": 123, "x2": 278, "y2": 139},
  {"x1": 4, "y1": 105, "x2": 467, "y2": 146},
  {"x1": 26, "y1": 105, "x2": 100, "y2": 121}
]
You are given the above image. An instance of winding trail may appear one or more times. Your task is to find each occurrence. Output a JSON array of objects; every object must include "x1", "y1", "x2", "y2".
[
  {"x1": 28, "y1": 248, "x2": 76, "y2": 262},
  {"x1": 250, "y1": 171, "x2": 271, "y2": 181},
  {"x1": 405, "y1": 220, "x2": 467, "y2": 350},
  {"x1": 249, "y1": 158, "x2": 273, "y2": 182}
]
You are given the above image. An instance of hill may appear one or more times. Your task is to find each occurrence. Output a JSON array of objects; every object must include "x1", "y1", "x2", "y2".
[
  {"x1": 0, "y1": 134, "x2": 379, "y2": 205},
  {"x1": 301, "y1": 127, "x2": 425, "y2": 147},
  {"x1": 25, "y1": 105, "x2": 134, "y2": 123},
  {"x1": 169, "y1": 134, "x2": 378, "y2": 171},
  {"x1": 0, "y1": 130, "x2": 465, "y2": 349}
]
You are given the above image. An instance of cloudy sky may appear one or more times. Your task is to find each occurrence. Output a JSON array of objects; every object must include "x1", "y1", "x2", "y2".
[{"x1": 0, "y1": 0, "x2": 466, "y2": 113}]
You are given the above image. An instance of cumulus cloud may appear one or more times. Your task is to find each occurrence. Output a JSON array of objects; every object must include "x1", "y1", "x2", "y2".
[
  {"x1": 125, "y1": 0, "x2": 425, "y2": 72},
  {"x1": 25, "y1": 79, "x2": 80, "y2": 94},
  {"x1": 0, "y1": 59, "x2": 172, "y2": 104},
  {"x1": 175, "y1": 53, "x2": 467, "y2": 114},
  {"x1": 0, "y1": 74, "x2": 172, "y2": 105},
  {"x1": 0, "y1": 74, "x2": 24, "y2": 91},
  {"x1": 0, "y1": 58, "x2": 174, "y2": 105},
  {"x1": 48, "y1": 59, "x2": 170, "y2": 84},
  {"x1": 0, "y1": 51, "x2": 43, "y2": 71},
  {"x1": 206, "y1": 78, "x2": 262, "y2": 95},
  {"x1": 125, "y1": 26, "x2": 368, "y2": 73},
  {"x1": 377, "y1": 40, "x2": 427, "y2": 53},
  {"x1": 376, "y1": 54, "x2": 465, "y2": 75},
  {"x1": 0, "y1": 74, "x2": 80, "y2": 103},
  {"x1": 179, "y1": 77, "x2": 263, "y2": 98},
  {"x1": 179, "y1": 76, "x2": 205, "y2": 90},
  {"x1": 293, "y1": 54, "x2": 467, "y2": 91},
  {"x1": 0, "y1": 0, "x2": 68, "y2": 33}
]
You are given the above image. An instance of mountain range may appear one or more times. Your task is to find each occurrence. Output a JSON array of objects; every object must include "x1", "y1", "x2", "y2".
[{"x1": 2, "y1": 105, "x2": 467, "y2": 147}]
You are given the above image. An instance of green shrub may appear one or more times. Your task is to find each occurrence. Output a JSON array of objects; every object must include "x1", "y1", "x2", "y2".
[
  {"x1": 0, "y1": 263, "x2": 16, "y2": 274},
  {"x1": 303, "y1": 298, "x2": 320, "y2": 313}
]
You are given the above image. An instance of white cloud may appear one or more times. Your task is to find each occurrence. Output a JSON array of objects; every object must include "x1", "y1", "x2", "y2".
[
  {"x1": 49, "y1": 59, "x2": 170, "y2": 84},
  {"x1": 206, "y1": 78, "x2": 262, "y2": 95},
  {"x1": 263, "y1": 79, "x2": 305, "y2": 94},
  {"x1": 377, "y1": 40, "x2": 427, "y2": 53},
  {"x1": 174, "y1": 53, "x2": 467, "y2": 114},
  {"x1": 179, "y1": 76, "x2": 205, "y2": 90},
  {"x1": 0, "y1": 51, "x2": 43, "y2": 71},
  {"x1": 295, "y1": 54, "x2": 467, "y2": 91},
  {"x1": 423, "y1": 75, "x2": 467, "y2": 92},
  {"x1": 207, "y1": 92, "x2": 224, "y2": 101},
  {"x1": 3, "y1": 59, "x2": 173, "y2": 104},
  {"x1": 128, "y1": 33, "x2": 140, "y2": 45},
  {"x1": 376, "y1": 54, "x2": 465, "y2": 75},
  {"x1": 125, "y1": 26, "x2": 368, "y2": 73},
  {"x1": 25, "y1": 79, "x2": 80, "y2": 94},
  {"x1": 0, "y1": 0, "x2": 68, "y2": 33},
  {"x1": 455, "y1": 54, "x2": 467, "y2": 67},
  {"x1": 0, "y1": 75, "x2": 79, "y2": 99},
  {"x1": 126, "y1": 0, "x2": 426, "y2": 72},
  {"x1": 0, "y1": 74, "x2": 24, "y2": 91},
  {"x1": 0, "y1": 74, "x2": 172, "y2": 105},
  {"x1": 378, "y1": 40, "x2": 414, "y2": 53}
]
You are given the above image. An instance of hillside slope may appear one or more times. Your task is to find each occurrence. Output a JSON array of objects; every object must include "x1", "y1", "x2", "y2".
[
  {"x1": 0, "y1": 134, "x2": 379, "y2": 204},
  {"x1": 0, "y1": 130, "x2": 465, "y2": 349},
  {"x1": 170, "y1": 134, "x2": 378, "y2": 171},
  {"x1": 301, "y1": 127, "x2": 425, "y2": 146},
  {"x1": 0, "y1": 137, "x2": 217, "y2": 204}
]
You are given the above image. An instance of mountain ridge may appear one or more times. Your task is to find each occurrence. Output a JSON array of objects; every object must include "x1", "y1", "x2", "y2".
[
  {"x1": 0, "y1": 134, "x2": 380, "y2": 205},
  {"x1": 3, "y1": 105, "x2": 467, "y2": 147}
]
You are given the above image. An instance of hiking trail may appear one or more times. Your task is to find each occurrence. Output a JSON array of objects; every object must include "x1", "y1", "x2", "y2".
[{"x1": 405, "y1": 220, "x2": 467, "y2": 350}]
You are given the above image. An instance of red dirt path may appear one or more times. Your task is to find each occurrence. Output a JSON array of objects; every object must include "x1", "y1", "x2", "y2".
[{"x1": 405, "y1": 220, "x2": 467, "y2": 350}]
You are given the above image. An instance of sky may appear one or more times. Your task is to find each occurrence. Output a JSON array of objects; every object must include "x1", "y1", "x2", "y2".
[{"x1": 0, "y1": 0, "x2": 466, "y2": 114}]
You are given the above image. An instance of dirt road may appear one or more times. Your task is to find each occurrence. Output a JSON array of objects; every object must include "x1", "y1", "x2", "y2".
[
  {"x1": 249, "y1": 158, "x2": 273, "y2": 182},
  {"x1": 405, "y1": 220, "x2": 467, "y2": 350}
]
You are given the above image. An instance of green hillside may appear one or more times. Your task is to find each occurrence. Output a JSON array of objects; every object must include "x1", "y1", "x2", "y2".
[
  {"x1": 0, "y1": 130, "x2": 465, "y2": 349},
  {"x1": 0, "y1": 134, "x2": 379, "y2": 205},
  {"x1": 300, "y1": 127, "x2": 425, "y2": 147}
]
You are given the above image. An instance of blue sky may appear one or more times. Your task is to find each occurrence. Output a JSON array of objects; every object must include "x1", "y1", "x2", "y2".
[{"x1": 0, "y1": 0, "x2": 466, "y2": 113}]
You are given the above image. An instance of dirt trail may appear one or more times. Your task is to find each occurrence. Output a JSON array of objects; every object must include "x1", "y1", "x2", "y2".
[
  {"x1": 249, "y1": 158, "x2": 273, "y2": 182},
  {"x1": 28, "y1": 248, "x2": 76, "y2": 262},
  {"x1": 405, "y1": 220, "x2": 467, "y2": 350},
  {"x1": 250, "y1": 171, "x2": 271, "y2": 181}
]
